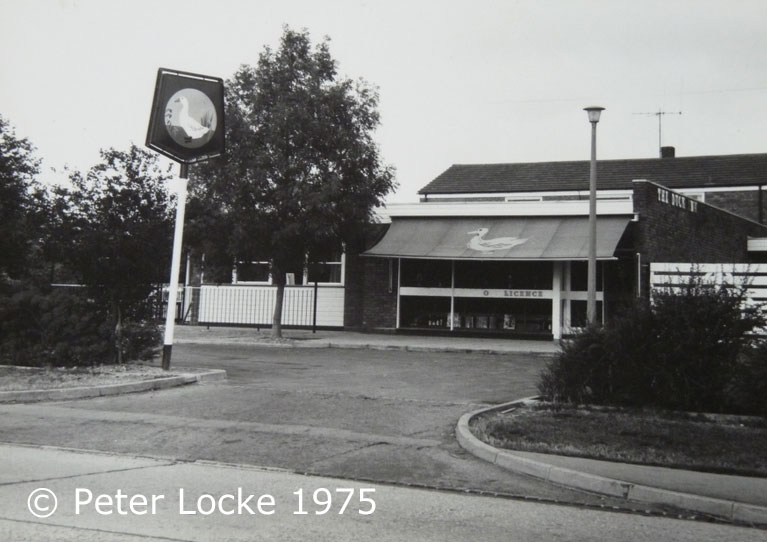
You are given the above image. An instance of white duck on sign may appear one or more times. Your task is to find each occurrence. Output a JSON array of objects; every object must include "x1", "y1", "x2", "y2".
[
  {"x1": 175, "y1": 96, "x2": 211, "y2": 140},
  {"x1": 467, "y1": 228, "x2": 527, "y2": 252}
]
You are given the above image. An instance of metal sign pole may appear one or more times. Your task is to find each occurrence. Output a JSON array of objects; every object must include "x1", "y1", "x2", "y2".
[{"x1": 162, "y1": 163, "x2": 189, "y2": 370}]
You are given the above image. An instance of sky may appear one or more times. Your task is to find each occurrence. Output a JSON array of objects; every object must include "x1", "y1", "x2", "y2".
[{"x1": 2, "y1": 0, "x2": 767, "y2": 203}]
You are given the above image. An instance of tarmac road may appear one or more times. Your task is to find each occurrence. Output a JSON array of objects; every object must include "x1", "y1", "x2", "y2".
[{"x1": 0, "y1": 344, "x2": 728, "y2": 525}]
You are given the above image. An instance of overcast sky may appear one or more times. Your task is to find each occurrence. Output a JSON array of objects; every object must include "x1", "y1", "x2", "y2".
[{"x1": 2, "y1": 0, "x2": 766, "y2": 202}]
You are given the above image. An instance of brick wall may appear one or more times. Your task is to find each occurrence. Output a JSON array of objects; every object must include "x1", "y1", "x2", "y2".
[
  {"x1": 343, "y1": 224, "x2": 398, "y2": 330},
  {"x1": 359, "y1": 257, "x2": 399, "y2": 330},
  {"x1": 632, "y1": 180, "x2": 767, "y2": 295},
  {"x1": 342, "y1": 247, "x2": 365, "y2": 329},
  {"x1": 705, "y1": 189, "x2": 766, "y2": 224}
]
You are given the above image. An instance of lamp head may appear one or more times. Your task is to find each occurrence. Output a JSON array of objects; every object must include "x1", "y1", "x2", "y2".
[{"x1": 584, "y1": 106, "x2": 605, "y2": 123}]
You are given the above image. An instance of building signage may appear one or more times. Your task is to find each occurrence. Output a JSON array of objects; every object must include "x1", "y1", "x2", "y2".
[
  {"x1": 471, "y1": 288, "x2": 549, "y2": 299},
  {"x1": 501, "y1": 289, "x2": 544, "y2": 298},
  {"x1": 657, "y1": 187, "x2": 697, "y2": 213},
  {"x1": 146, "y1": 68, "x2": 225, "y2": 164},
  {"x1": 400, "y1": 287, "x2": 552, "y2": 300}
]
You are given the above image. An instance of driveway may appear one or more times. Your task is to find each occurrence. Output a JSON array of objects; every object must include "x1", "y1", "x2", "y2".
[{"x1": 0, "y1": 344, "x2": 670, "y2": 512}]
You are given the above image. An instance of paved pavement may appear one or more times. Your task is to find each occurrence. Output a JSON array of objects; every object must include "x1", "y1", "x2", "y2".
[
  {"x1": 174, "y1": 326, "x2": 767, "y2": 526},
  {"x1": 4, "y1": 325, "x2": 766, "y2": 527},
  {"x1": 173, "y1": 325, "x2": 561, "y2": 355},
  {"x1": 2, "y1": 343, "x2": 630, "y2": 510},
  {"x1": 6, "y1": 444, "x2": 764, "y2": 542}
]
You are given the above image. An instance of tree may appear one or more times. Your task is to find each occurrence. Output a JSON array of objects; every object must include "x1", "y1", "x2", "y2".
[
  {"x1": 0, "y1": 115, "x2": 41, "y2": 279},
  {"x1": 191, "y1": 27, "x2": 396, "y2": 337},
  {"x1": 57, "y1": 145, "x2": 174, "y2": 361}
]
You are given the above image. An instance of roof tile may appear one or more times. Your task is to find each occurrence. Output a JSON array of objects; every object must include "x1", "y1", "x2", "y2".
[{"x1": 418, "y1": 153, "x2": 767, "y2": 194}]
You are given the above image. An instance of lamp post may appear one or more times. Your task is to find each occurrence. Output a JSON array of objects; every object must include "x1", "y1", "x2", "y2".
[{"x1": 584, "y1": 106, "x2": 604, "y2": 325}]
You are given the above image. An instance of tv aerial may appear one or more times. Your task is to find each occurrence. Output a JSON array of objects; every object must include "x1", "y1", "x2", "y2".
[{"x1": 634, "y1": 109, "x2": 682, "y2": 156}]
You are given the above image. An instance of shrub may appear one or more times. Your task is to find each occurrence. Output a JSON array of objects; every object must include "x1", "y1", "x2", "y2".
[
  {"x1": 539, "y1": 272, "x2": 766, "y2": 414},
  {"x1": 728, "y1": 341, "x2": 767, "y2": 416},
  {"x1": 647, "y1": 280, "x2": 761, "y2": 411},
  {"x1": 537, "y1": 325, "x2": 607, "y2": 404},
  {"x1": 0, "y1": 281, "x2": 161, "y2": 367},
  {"x1": 119, "y1": 321, "x2": 163, "y2": 362}
]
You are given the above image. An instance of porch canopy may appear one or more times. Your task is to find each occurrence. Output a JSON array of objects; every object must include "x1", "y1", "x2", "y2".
[{"x1": 364, "y1": 216, "x2": 631, "y2": 260}]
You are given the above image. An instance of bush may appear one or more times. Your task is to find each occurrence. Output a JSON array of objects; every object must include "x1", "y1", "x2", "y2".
[
  {"x1": 647, "y1": 281, "x2": 761, "y2": 411},
  {"x1": 537, "y1": 325, "x2": 607, "y2": 404},
  {"x1": 728, "y1": 341, "x2": 767, "y2": 416},
  {"x1": 119, "y1": 321, "x2": 163, "y2": 362},
  {"x1": 0, "y1": 282, "x2": 161, "y2": 367},
  {"x1": 539, "y1": 273, "x2": 766, "y2": 415}
]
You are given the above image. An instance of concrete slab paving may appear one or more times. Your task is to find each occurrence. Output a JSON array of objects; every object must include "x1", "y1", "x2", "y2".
[{"x1": 2, "y1": 444, "x2": 765, "y2": 542}]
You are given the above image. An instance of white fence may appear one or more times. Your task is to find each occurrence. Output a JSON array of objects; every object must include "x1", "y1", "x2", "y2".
[
  {"x1": 649, "y1": 263, "x2": 767, "y2": 307},
  {"x1": 185, "y1": 284, "x2": 345, "y2": 328}
]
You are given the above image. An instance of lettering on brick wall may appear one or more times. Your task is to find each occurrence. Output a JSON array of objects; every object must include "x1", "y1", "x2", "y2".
[{"x1": 657, "y1": 187, "x2": 698, "y2": 213}]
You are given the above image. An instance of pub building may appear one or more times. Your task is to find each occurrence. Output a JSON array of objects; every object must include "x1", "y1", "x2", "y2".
[{"x1": 348, "y1": 150, "x2": 767, "y2": 340}]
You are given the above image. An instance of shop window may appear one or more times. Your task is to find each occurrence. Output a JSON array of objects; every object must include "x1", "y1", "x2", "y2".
[
  {"x1": 570, "y1": 261, "x2": 603, "y2": 291},
  {"x1": 401, "y1": 259, "x2": 452, "y2": 287},
  {"x1": 453, "y1": 297, "x2": 552, "y2": 333},
  {"x1": 400, "y1": 296, "x2": 451, "y2": 328},
  {"x1": 570, "y1": 300, "x2": 603, "y2": 327},
  {"x1": 454, "y1": 261, "x2": 552, "y2": 290}
]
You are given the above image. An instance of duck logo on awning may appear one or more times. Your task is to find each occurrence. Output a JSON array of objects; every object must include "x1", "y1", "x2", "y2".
[{"x1": 467, "y1": 228, "x2": 527, "y2": 253}]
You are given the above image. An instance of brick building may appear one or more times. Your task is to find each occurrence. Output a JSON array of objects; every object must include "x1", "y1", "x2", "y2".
[{"x1": 348, "y1": 150, "x2": 767, "y2": 339}]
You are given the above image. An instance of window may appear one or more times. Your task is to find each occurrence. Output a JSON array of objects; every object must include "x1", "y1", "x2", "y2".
[
  {"x1": 401, "y1": 259, "x2": 452, "y2": 287},
  {"x1": 570, "y1": 261, "x2": 603, "y2": 292},
  {"x1": 233, "y1": 261, "x2": 270, "y2": 283},
  {"x1": 307, "y1": 241, "x2": 344, "y2": 284},
  {"x1": 505, "y1": 195, "x2": 543, "y2": 202},
  {"x1": 454, "y1": 261, "x2": 552, "y2": 290},
  {"x1": 233, "y1": 241, "x2": 345, "y2": 285},
  {"x1": 570, "y1": 300, "x2": 603, "y2": 327}
]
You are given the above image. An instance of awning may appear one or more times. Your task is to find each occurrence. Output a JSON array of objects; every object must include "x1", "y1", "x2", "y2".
[{"x1": 364, "y1": 216, "x2": 632, "y2": 260}]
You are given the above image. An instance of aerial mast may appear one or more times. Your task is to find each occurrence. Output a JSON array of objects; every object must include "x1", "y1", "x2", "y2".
[{"x1": 634, "y1": 109, "x2": 682, "y2": 156}]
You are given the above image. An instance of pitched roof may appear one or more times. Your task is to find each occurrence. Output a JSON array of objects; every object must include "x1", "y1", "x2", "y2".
[{"x1": 418, "y1": 153, "x2": 767, "y2": 195}]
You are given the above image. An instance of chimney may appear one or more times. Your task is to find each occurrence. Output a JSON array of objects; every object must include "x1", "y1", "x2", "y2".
[{"x1": 660, "y1": 146, "x2": 675, "y2": 158}]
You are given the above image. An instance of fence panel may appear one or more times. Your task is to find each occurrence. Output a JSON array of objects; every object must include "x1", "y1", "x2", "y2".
[
  {"x1": 187, "y1": 284, "x2": 344, "y2": 327},
  {"x1": 650, "y1": 263, "x2": 767, "y2": 305}
]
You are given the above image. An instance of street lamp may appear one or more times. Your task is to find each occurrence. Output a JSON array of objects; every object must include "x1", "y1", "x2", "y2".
[{"x1": 584, "y1": 106, "x2": 604, "y2": 325}]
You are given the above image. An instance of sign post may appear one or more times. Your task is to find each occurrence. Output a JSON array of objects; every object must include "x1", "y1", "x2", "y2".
[
  {"x1": 146, "y1": 68, "x2": 225, "y2": 370},
  {"x1": 162, "y1": 165, "x2": 188, "y2": 370}
]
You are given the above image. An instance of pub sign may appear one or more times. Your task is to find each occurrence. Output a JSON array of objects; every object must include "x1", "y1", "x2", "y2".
[{"x1": 146, "y1": 68, "x2": 225, "y2": 164}]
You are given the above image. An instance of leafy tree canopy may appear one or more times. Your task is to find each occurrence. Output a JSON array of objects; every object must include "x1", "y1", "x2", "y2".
[
  {"x1": 57, "y1": 145, "x2": 174, "y2": 322},
  {"x1": 189, "y1": 27, "x2": 396, "y2": 335},
  {"x1": 0, "y1": 115, "x2": 42, "y2": 278}
]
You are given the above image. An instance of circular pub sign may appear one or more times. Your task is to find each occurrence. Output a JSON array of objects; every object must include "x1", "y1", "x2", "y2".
[{"x1": 146, "y1": 68, "x2": 225, "y2": 164}]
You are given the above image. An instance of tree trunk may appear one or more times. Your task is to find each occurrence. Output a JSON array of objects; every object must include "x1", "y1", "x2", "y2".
[
  {"x1": 271, "y1": 267, "x2": 285, "y2": 339},
  {"x1": 114, "y1": 300, "x2": 123, "y2": 364}
]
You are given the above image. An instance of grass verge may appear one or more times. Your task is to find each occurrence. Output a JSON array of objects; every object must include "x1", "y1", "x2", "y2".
[
  {"x1": 0, "y1": 364, "x2": 177, "y2": 391},
  {"x1": 471, "y1": 402, "x2": 767, "y2": 477}
]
